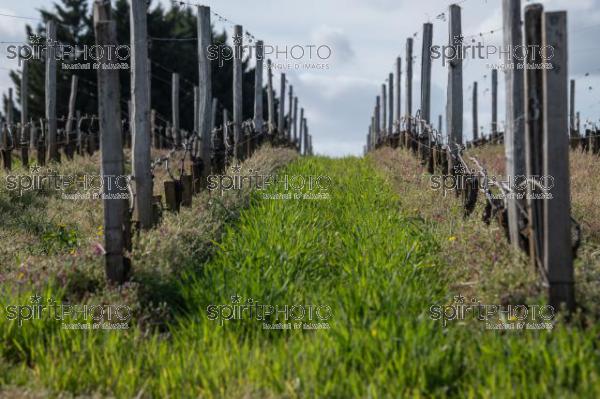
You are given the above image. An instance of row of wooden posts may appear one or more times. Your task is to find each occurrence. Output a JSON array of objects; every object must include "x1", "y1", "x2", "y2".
[
  {"x1": 366, "y1": 0, "x2": 578, "y2": 313},
  {"x1": 0, "y1": 0, "x2": 314, "y2": 284}
]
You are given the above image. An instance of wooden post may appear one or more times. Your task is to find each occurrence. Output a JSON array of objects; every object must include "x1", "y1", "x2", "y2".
[
  {"x1": 438, "y1": 115, "x2": 442, "y2": 135},
  {"x1": 75, "y1": 111, "x2": 82, "y2": 154},
  {"x1": 406, "y1": 38, "x2": 413, "y2": 119},
  {"x1": 388, "y1": 72, "x2": 394, "y2": 135},
  {"x1": 447, "y1": 4, "x2": 463, "y2": 155},
  {"x1": 197, "y1": 5, "x2": 212, "y2": 174},
  {"x1": 130, "y1": 0, "x2": 153, "y2": 229},
  {"x1": 30, "y1": 117, "x2": 36, "y2": 149},
  {"x1": 233, "y1": 25, "x2": 243, "y2": 160},
  {"x1": 20, "y1": 60, "x2": 29, "y2": 166},
  {"x1": 278, "y1": 73, "x2": 286, "y2": 138},
  {"x1": 524, "y1": 4, "x2": 545, "y2": 269},
  {"x1": 37, "y1": 119, "x2": 45, "y2": 166},
  {"x1": 94, "y1": 0, "x2": 128, "y2": 283},
  {"x1": 45, "y1": 20, "x2": 58, "y2": 163},
  {"x1": 503, "y1": 0, "x2": 526, "y2": 248},
  {"x1": 421, "y1": 22, "x2": 433, "y2": 123},
  {"x1": 395, "y1": 57, "x2": 402, "y2": 130},
  {"x1": 171, "y1": 73, "x2": 180, "y2": 146},
  {"x1": 223, "y1": 108, "x2": 229, "y2": 165},
  {"x1": 65, "y1": 74, "x2": 78, "y2": 158},
  {"x1": 288, "y1": 84, "x2": 293, "y2": 141},
  {"x1": 151, "y1": 109, "x2": 159, "y2": 148},
  {"x1": 472, "y1": 81, "x2": 478, "y2": 141},
  {"x1": 293, "y1": 96, "x2": 298, "y2": 144},
  {"x1": 375, "y1": 96, "x2": 381, "y2": 137},
  {"x1": 492, "y1": 69, "x2": 498, "y2": 137},
  {"x1": 299, "y1": 107, "x2": 304, "y2": 151},
  {"x1": 303, "y1": 117, "x2": 308, "y2": 155},
  {"x1": 7, "y1": 88, "x2": 13, "y2": 126},
  {"x1": 543, "y1": 11, "x2": 574, "y2": 312},
  {"x1": 254, "y1": 40, "x2": 264, "y2": 134},
  {"x1": 193, "y1": 86, "x2": 199, "y2": 135},
  {"x1": 382, "y1": 84, "x2": 387, "y2": 136},
  {"x1": 267, "y1": 59, "x2": 275, "y2": 135},
  {"x1": 569, "y1": 79, "x2": 575, "y2": 136}
]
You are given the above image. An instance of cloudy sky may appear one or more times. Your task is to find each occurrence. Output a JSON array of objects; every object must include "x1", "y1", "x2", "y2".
[{"x1": 1, "y1": 0, "x2": 599, "y2": 156}]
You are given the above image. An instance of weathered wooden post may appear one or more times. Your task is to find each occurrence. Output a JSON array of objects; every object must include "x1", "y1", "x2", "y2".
[
  {"x1": 406, "y1": 38, "x2": 413, "y2": 121},
  {"x1": 211, "y1": 97, "x2": 218, "y2": 133},
  {"x1": 7, "y1": 89, "x2": 13, "y2": 126},
  {"x1": 472, "y1": 81, "x2": 478, "y2": 141},
  {"x1": 0, "y1": 122, "x2": 10, "y2": 171},
  {"x1": 37, "y1": 119, "x2": 45, "y2": 166},
  {"x1": 288, "y1": 84, "x2": 294, "y2": 142},
  {"x1": 569, "y1": 79, "x2": 576, "y2": 137},
  {"x1": 293, "y1": 96, "x2": 298, "y2": 145},
  {"x1": 130, "y1": 0, "x2": 153, "y2": 229},
  {"x1": 421, "y1": 23, "x2": 433, "y2": 124},
  {"x1": 303, "y1": 117, "x2": 308, "y2": 155},
  {"x1": 395, "y1": 57, "x2": 402, "y2": 131},
  {"x1": 171, "y1": 73, "x2": 180, "y2": 146},
  {"x1": 375, "y1": 96, "x2": 381, "y2": 139},
  {"x1": 233, "y1": 24, "x2": 243, "y2": 160},
  {"x1": 30, "y1": 117, "x2": 36, "y2": 150},
  {"x1": 198, "y1": 5, "x2": 212, "y2": 177},
  {"x1": 94, "y1": 0, "x2": 128, "y2": 283},
  {"x1": 543, "y1": 10, "x2": 574, "y2": 312},
  {"x1": 447, "y1": 4, "x2": 463, "y2": 166},
  {"x1": 388, "y1": 72, "x2": 394, "y2": 137},
  {"x1": 222, "y1": 108, "x2": 229, "y2": 167},
  {"x1": 524, "y1": 4, "x2": 545, "y2": 267},
  {"x1": 253, "y1": 40, "x2": 264, "y2": 134},
  {"x1": 267, "y1": 59, "x2": 275, "y2": 135},
  {"x1": 65, "y1": 74, "x2": 78, "y2": 159},
  {"x1": 503, "y1": 0, "x2": 526, "y2": 248},
  {"x1": 151, "y1": 109, "x2": 159, "y2": 148},
  {"x1": 491, "y1": 69, "x2": 498, "y2": 139},
  {"x1": 299, "y1": 107, "x2": 304, "y2": 152},
  {"x1": 193, "y1": 86, "x2": 199, "y2": 139},
  {"x1": 20, "y1": 60, "x2": 29, "y2": 166},
  {"x1": 382, "y1": 83, "x2": 387, "y2": 137},
  {"x1": 75, "y1": 111, "x2": 82, "y2": 154},
  {"x1": 45, "y1": 20, "x2": 58, "y2": 163},
  {"x1": 278, "y1": 73, "x2": 286, "y2": 139}
]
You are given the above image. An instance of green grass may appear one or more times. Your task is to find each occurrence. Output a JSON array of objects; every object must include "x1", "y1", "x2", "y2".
[{"x1": 1, "y1": 156, "x2": 599, "y2": 398}]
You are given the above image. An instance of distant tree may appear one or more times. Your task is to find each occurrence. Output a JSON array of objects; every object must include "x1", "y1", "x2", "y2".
[{"x1": 8, "y1": 0, "x2": 270, "y2": 134}]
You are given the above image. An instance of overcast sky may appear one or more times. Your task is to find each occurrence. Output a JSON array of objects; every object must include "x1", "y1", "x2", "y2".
[{"x1": 1, "y1": 0, "x2": 599, "y2": 156}]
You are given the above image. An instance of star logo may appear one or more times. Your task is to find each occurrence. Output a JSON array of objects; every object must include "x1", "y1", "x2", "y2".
[
  {"x1": 232, "y1": 34, "x2": 243, "y2": 46},
  {"x1": 231, "y1": 164, "x2": 242, "y2": 174},
  {"x1": 30, "y1": 165, "x2": 41, "y2": 174},
  {"x1": 231, "y1": 294, "x2": 242, "y2": 304},
  {"x1": 30, "y1": 294, "x2": 42, "y2": 304},
  {"x1": 454, "y1": 294, "x2": 465, "y2": 304},
  {"x1": 454, "y1": 34, "x2": 464, "y2": 45}
]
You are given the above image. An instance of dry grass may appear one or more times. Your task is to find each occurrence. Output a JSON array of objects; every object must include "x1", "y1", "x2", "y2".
[
  {"x1": 0, "y1": 144, "x2": 298, "y2": 326},
  {"x1": 370, "y1": 145, "x2": 600, "y2": 318}
]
